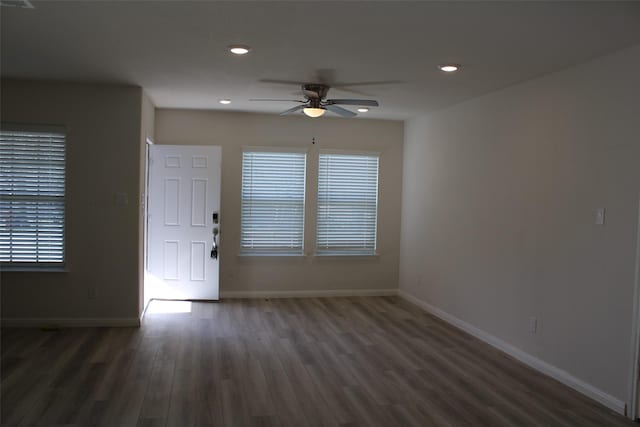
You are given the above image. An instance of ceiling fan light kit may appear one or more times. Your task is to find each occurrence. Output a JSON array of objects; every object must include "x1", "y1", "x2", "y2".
[{"x1": 303, "y1": 107, "x2": 326, "y2": 118}]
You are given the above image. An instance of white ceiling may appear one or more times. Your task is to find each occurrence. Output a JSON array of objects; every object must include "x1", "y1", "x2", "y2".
[{"x1": 2, "y1": 1, "x2": 640, "y2": 120}]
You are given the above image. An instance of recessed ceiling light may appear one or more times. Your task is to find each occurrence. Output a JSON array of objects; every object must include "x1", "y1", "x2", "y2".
[
  {"x1": 219, "y1": 99, "x2": 231, "y2": 105},
  {"x1": 357, "y1": 108, "x2": 369, "y2": 113},
  {"x1": 438, "y1": 64, "x2": 460, "y2": 73},
  {"x1": 228, "y1": 45, "x2": 251, "y2": 55}
]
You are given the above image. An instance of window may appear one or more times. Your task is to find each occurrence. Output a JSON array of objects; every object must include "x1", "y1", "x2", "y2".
[
  {"x1": 317, "y1": 152, "x2": 379, "y2": 255},
  {"x1": 0, "y1": 127, "x2": 66, "y2": 268},
  {"x1": 240, "y1": 150, "x2": 306, "y2": 255}
]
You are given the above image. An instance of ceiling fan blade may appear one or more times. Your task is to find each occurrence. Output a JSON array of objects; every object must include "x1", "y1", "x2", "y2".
[
  {"x1": 259, "y1": 79, "x2": 305, "y2": 86},
  {"x1": 331, "y1": 80, "x2": 402, "y2": 96},
  {"x1": 279, "y1": 105, "x2": 306, "y2": 116},
  {"x1": 325, "y1": 104, "x2": 356, "y2": 118},
  {"x1": 250, "y1": 99, "x2": 305, "y2": 102},
  {"x1": 326, "y1": 99, "x2": 379, "y2": 107},
  {"x1": 327, "y1": 87, "x2": 372, "y2": 97},
  {"x1": 333, "y1": 80, "x2": 403, "y2": 87}
]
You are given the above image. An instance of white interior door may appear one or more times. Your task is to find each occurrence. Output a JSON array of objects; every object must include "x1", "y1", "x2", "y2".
[{"x1": 147, "y1": 145, "x2": 221, "y2": 300}]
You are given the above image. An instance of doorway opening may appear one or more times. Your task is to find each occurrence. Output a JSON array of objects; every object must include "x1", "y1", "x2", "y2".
[{"x1": 144, "y1": 144, "x2": 222, "y2": 305}]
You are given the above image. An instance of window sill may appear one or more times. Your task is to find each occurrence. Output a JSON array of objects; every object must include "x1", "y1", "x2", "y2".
[
  {"x1": 0, "y1": 266, "x2": 68, "y2": 273},
  {"x1": 236, "y1": 252, "x2": 380, "y2": 258},
  {"x1": 238, "y1": 253, "x2": 305, "y2": 257},
  {"x1": 314, "y1": 252, "x2": 380, "y2": 258}
]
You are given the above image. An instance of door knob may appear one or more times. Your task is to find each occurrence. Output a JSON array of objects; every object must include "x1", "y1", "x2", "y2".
[{"x1": 211, "y1": 227, "x2": 219, "y2": 259}]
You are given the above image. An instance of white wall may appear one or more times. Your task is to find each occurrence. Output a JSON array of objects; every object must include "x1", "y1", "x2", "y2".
[
  {"x1": 399, "y1": 44, "x2": 640, "y2": 406},
  {"x1": 1, "y1": 80, "x2": 144, "y2": 322},
  {"x1": 155, "y1": 110, "x2": 404, "y2": 295}
]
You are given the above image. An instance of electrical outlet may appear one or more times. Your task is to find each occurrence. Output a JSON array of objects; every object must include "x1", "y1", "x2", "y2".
[
  {"x1": 529, "y1": 316, "x2": 537, "y2": 333},
  {"x1": 87, "y1": 287, "x2": 96, "y2": 300}
]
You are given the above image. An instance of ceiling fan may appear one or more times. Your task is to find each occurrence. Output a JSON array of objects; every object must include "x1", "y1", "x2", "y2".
[{"x1": 250, "y1": 83, "x2": 379, "y2": 118}]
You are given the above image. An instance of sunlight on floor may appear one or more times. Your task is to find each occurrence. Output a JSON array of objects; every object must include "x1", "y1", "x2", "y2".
[{"x1": 145, "y1": 299, "x2": 192, "y2": 314}]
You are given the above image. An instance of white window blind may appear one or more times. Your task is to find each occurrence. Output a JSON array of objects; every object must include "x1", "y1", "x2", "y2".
[
  {"x1": 0, "y1": 128, "x2": 66, "y2": 266},
  {"x1": 317, "y1": 152, "x2": 379, "y2": 255},
  {"x1": 241, "y1": 150, "x2": 306, "y2": 255}
]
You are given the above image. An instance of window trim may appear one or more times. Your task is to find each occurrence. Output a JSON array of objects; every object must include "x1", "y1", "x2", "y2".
[
  {"x1": 318, "y1": 148, "x2": 381, "y2": 157},
  {"x1": 242, "y1": 146, "x2": 309, "y2": 154},
  {"x1": 0, "y1": 123, "x2": 67, "y2": 271}
]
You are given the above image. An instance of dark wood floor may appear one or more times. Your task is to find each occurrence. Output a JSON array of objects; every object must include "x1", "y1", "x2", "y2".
[{"x1": 1, "y1": 297, "x2": 633, "y2": 427}]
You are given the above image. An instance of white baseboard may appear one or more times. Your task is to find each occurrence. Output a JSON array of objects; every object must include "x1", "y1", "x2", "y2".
[
  {"x1": 220, "y1": 288, "x2": 398, "y2": 299},
  {"x1": 1, "y1": 317, "x2": 141, "y2": 328},
  {"x1": 397, "y1": 290, "x2": 626, "y2": 416}
]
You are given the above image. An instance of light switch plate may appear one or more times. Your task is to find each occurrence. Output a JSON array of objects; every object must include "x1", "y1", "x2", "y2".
[
  {"x1": 114, "y1": 192, "x2": 129, "y2": 206},
  {"x1": 595, "y1": 208, "x2": 605, "y2": 225}
]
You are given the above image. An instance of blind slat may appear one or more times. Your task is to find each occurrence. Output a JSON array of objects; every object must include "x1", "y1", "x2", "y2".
[
  {"x1": 240, "y1": 151, "x2": 306, "y2": 254},
  {"x1": 317, "y1": 153, "x2": 379, "y2": 255},
  {"x1": 0, "y1": 129, "x2": 66, "y2": 265}
]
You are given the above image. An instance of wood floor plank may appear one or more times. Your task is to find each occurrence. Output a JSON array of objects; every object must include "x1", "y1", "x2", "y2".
[{"x1": 1, "y1": 297, "x2": 633, "y2": 427}]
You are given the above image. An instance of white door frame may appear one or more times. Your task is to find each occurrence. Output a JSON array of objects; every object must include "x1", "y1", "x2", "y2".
[
  {"x1": 142, "y1": 137, "x2": 153, "y2": 311},
  {"x1": 628, "y1": 194, "x2": 640, "y2": 419}
]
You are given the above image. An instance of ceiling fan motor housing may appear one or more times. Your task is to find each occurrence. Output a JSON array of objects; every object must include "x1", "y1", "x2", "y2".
[
  {"x1": 303, "y1": 83, "x2": 330, "y2": 100},
  {"x1": 308, "y1": 99, "x2": 322, "y2": 108}
]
